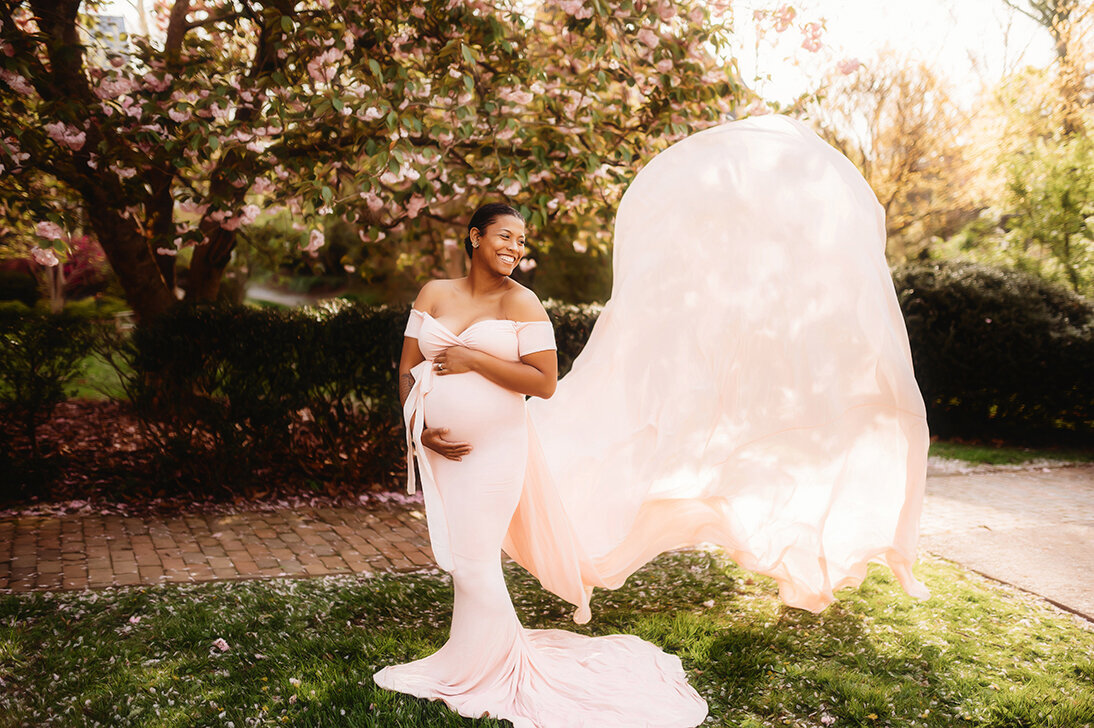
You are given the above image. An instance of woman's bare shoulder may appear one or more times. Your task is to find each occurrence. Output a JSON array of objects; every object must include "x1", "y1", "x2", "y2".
[
  {"x1": 503, "y1": 281, "x2": 549, "y2": 322},
  {"x1": 412, "y1": 278, "x2": 461, "y2": 312}
]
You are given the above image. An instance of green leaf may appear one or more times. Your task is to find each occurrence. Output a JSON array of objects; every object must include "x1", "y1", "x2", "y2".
[
  {"x1": 368, "y1": 59, "x2": 382, "y2": 78},
  {"x1": 321, "y1": 186, "x2": 333, "y2": 203},
  {"x1": 280, "y1": 15, "x2": 293, "y2": 33},
  {"x1": 331, "y1": 96, "x2": 344, "y2": 112},
  {"x1": 461, "y1": 43, "x2": 475, "y2": 65}
]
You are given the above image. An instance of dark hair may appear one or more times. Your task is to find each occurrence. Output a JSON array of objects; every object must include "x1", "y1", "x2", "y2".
[{"x1": 464, "y1": 202, "x2": 524, "y2": 258}]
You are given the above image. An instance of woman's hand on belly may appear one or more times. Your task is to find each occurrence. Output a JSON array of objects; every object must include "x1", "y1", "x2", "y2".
[
  {"x1": 432, "y1": 345, "x2": 479, "y2": 375},
  {"x1": 421, "y1": 426, "x2": 473, "y2": 461}
]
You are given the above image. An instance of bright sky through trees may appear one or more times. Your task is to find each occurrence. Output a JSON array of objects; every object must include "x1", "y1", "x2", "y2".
[
  {"x1": 735, "y1": 0, "x2": 1055, "y2": 104},
  {"x1": 100, "y1": 0, "x2": 1055, "y2": 107}
]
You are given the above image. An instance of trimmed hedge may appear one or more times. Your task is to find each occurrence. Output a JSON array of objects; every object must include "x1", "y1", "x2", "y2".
[
  {"x1": 2, "y1": 261, "x2": 1090, "y2": 498},
  {"x1": 893, "y1": 260, "x2": 1093, "y2": 444},
  {"x1": 111, "y1": 298, "x2": 605, "y2": 491}
]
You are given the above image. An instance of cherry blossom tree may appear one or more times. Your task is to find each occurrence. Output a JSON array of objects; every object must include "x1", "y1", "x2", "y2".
[{"x1": 1, "y1": 0, "x2": 754, "y2": 324}]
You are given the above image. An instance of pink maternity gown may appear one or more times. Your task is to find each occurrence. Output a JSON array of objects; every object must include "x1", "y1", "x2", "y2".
[{"x1": 374, "y1": 114, "x2": 932, "y2": 728}]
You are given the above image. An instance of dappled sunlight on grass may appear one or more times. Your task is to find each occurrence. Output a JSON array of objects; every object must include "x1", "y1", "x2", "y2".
[{"x1": 1, "y1": 551, "x2": 1091, "y2": 726}]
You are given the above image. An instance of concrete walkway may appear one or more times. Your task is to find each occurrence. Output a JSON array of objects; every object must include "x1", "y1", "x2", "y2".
[
  {"x1": 2, "y1": 464, "x2": 1091, "y2": 621},
  {"x1": 919, "y1": 463, "x2": 1094, "y2": 621}
]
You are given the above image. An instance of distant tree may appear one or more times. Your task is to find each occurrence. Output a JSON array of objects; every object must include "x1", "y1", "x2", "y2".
[
  {"x1": 1001, "y1": 0, "x2": 1092, "y2": 132},
  {"x1": 803, "y1": 49, "x2": 972, "y2": 262}
]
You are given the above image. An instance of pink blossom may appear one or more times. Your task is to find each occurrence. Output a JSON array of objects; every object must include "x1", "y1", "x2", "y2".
[
  {"x1": 156, "y1": 246, "x2": 178, "y2": 256},
  {"x1": 141, "y1": 71, "x2": 173, "y2": 92},
  {"x1": 689, "y1": 7, "x2": 705, "y2": 23},
  {"x1": 637, "y1": 28, "x2": 659, "y2": 49},
  {"x1": 572, "y1": 239, "x2": 587, "y2": 253},
  {"x1": 303, "y1": 228, "x2": 325, "y2": 254},
  {"x1": 837, "y1": 57, "x2": 861, "y2": 74},
  {"x1": 405, "y1": 193, "x2": 426, "y2": 218},
  {"x1": 31, "y1": 246, "x2": 59, "y2": 266},
  {"x1": 656, "y1": 2, "x2": 676, "y2": 21},
  {"x1": 747, "y1": 100, "x2": 771, "y2": 116},
  {"x1": 210, "y1": 102, "x2": 233, "y2": 121},
  {"x1": 36, "y1": 221, "x2": 65, "y2": 240},
  {"x1": 307, "y1": 46, "x2": 343, "y2": 84},
  {"x1": 801, "y1": 21, "x2": 822, "y2": 52},
  {"x1": 0, "y1": 68, "x2": 34, "y2": 95},
  {"x1": 518, "y1": 258, "x2": 537, "y2": 272},
  {"x1": 212, "y1": 638, "x2": 230, "y2": 652},
  {"x1": 251, "y1": 177, "x2": 275, "y2": 195},
  {"x1": 557, "y1": 0, "x2": 592, "y2": 18},
  {"x1": 179, "y1": 200, "x2": 209, "y2": 216},
  {"x1": 498, "y1": 87, "x2": 534, "y2": 105},
  {"x1": 167, "y1": 107, "x2": 189, "y2": 123},
  {"x1": 94, "y1": 74, "x2": 140, "y2": 99},
  {"x1": 361, "y1": 191, "x2": 384, "y2": 212},
  {"x1": 357, "y1": 106, "x2": 383, "y2": 121},
  {"x1": 500, "y1": 180, "x2": 520, "y2": 196},
  {"x1": 44, "y1": 121, "x2": 86, "y2": 150},
  {"x1": 410, "y1": 4, "x2": 425, "y2": 17},
  {"x1": 774, "y1": 4, "x2": 796, "y2": 32},
  {"x1": 656, "y1": 57, "x2": 674, "y2": 73}
]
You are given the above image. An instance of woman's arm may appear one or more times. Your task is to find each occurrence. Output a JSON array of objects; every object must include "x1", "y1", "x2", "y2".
[
  {"x1": 400, "y1": 281, "x2": 473, "y2": 460},
  {"x1": 467, "y1": 348, "x2": 557, "y2": 399}
]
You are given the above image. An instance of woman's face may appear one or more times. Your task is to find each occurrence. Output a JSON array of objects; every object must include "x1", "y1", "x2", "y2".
[{"x1": 472, "y1": 215, "x2": 526, "y2": 275}]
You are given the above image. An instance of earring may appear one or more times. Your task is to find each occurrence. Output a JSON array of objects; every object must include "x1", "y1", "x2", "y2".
[{"x1": 472, "y1": 242, "x2": 479, "y2": 248}]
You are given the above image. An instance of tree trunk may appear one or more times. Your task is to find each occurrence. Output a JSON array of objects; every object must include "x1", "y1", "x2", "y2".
[
  {"x1": 83, "y1": 188, "x2": 179, "y2": 326},
  {"x1": 184, "y1": 226, "x2": 237, "y2": 302},
  {"x1": 147, "y1": 167, "x2": 179, "y2": 292}
]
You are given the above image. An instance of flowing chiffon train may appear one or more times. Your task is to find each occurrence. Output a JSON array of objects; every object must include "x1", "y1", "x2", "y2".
[{"x1": 374, "y1": 113, "x2": 931, "y2": 728}]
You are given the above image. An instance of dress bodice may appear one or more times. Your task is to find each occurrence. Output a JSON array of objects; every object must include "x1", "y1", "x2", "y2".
[
  {"x1": 405, "y1": 307, "x2": 556, "y2": 362},
  {"x1": 400, "y1": 307, "x2": 557, "y2": 497}
]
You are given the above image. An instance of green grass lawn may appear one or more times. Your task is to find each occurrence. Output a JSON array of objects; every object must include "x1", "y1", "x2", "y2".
[
  {"x1": 67, "y1": 350, "x2": 129, "y2": 401},
  {"x1": 928, "y1": 440, "x2": 1094, "y2": 466},
  {"x1": 2, "y1": 550, "x2": 1091, "y2": 727}
]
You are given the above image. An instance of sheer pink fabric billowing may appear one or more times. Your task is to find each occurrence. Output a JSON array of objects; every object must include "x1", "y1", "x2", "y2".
[
  {"x1": 375, "y1": 113, "x2": 930, "y2": 727},
  {"x1": 505, "y1": 113, "x2": 932, "y2": 623}
]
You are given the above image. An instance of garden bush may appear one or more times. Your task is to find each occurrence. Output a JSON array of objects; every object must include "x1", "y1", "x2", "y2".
[
  {"x1": 0, "y1": 269, "x2": 40, "y2": 308},
  {"x1": 0, "y1": 307, "x2": 101, "y2": 498},
  {"x1": 108, "y1": 299, "x2": 605, "y2": 494},
  {"x1": 893, "y1": 260, "x2": 1093, "y2": 444}
]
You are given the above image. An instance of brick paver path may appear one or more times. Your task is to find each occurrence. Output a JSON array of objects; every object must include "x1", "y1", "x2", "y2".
[
  {"x1": 0, "y1": 504, "x2": 436, "y2": 592},
  {"x1": 2, "y1": 464, "x2": 1092, "y2": 621}
]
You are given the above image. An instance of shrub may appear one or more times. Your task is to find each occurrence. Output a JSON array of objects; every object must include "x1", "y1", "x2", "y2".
[
  {"x1": 0, "y1": 269, "x2": 40, "y2": 307},
  {"x1": 0, "y1": 308, "x2": 100, "y2": 498},
  {"x1": 893, "y1": 260, "x2": 1093, "y2": 444}
]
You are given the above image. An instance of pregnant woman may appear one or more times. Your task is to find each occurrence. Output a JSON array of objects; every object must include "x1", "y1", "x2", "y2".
[
  {"x1": 375, "y1": 114, "x2": 932, "y2": 727},
  {"x1": 374, "y1": 201, "x2": 708, "y2": 726}
]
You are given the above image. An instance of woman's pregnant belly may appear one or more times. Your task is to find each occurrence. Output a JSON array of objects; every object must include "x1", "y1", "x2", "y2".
[
  {"x1": 422, "y1": 371, "x2": 530, "y2": 494},
  {"x1": 423, "y1": 371, "x2": 526, "y2": 444}
]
